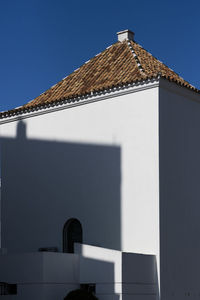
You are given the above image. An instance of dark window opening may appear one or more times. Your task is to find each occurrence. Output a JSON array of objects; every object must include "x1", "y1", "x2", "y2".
[
  {"x1": 0, "y1": 282, "x2": 17, "y2": 295},
  {"x1": 81, "y1": 283, "x2": 96, "y2": 294},
  {"x1": 38, "y1": 247, "x2": 58, "y2": 252},
  {"x1": 63, "y1": 218, "x2": 83, "y2": 253}
]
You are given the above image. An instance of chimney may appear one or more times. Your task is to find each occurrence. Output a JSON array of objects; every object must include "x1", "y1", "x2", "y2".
[{"x1": 117, "y1": 29, "x2": 134, "y2": 42}]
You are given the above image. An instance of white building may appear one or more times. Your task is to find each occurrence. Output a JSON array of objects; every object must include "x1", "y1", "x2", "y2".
[{"x1": 0, "y1": 29, "x2": 200, "y2": 300}]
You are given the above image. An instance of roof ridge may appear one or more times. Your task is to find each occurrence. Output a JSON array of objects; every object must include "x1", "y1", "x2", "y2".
[
  {"x1": 70, "y1": 42, "x2": 118, "y2": 74},
  {"x1": 23, "y1": 42, "x2": 120, "y2": 108},
  {"x1": 126, "y1": 40, "x2": 146, "y2": 75},
  {"x1": 1, "y1": 37, "x2": 199, "y2": 119},
  {"x1": 132, "y1": 41, "x2": 194, "y2": 88}
]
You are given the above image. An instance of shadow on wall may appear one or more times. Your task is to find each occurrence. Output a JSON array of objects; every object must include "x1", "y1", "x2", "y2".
[
  {"x1": 159, "y1": 91, "x2": 200, "y2": 299},
  {"x1": 0, "y1": 252, "x2": 119, "y2": 300},
  {"x1": 78, "y1": 257, "x2": 120, "y2": 300},
  {"x1": 1, "y1": 120, "x2": 121, "y2": 253},
  {"x1": 122, "y1": 253, "x2": 160, "y2": 300}
]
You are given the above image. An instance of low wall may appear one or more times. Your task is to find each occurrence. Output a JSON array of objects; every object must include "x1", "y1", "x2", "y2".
[
  {"x1": 75, "y1": 244, "x2": 159, "y2": 300},
  {"x1": 0, "y1": 252, "x2": 79, "y2": 300}
]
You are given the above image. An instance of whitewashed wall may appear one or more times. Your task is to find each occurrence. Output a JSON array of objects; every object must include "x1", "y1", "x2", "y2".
[
  {"x1": 0, "y1": 243, "x2": 159, "y2": 300},
  {"x1": 0, "y1": 252, "x2": 79, "y2": 300},
  {"x1": 0, "y1": 85, "x2": 159, "y2": 260},
  {"x1": 75, "y1": 243, "x2": 159, "y2": 300},
  {"x1": 159, "y1": 80, "x2": 200, "y2": 300}
]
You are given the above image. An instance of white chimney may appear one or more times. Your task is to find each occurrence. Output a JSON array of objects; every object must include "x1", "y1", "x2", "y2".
[{"x1": 117, "y1": 29, "x2": 134, "y2": 42}]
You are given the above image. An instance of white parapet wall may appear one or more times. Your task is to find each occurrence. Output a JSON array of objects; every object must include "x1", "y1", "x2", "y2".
[
  {"x1": 75, "y1": 243, "x2": 122, "y2": 299},
  {"x1": 0, "y1": 243, "x2": 159, "y2": 300},
  {"x1": 75, "y1": 243, "x2": 159, "y2": 300},
  {"x1": 0, "y1": 252, "x2": 79, "y2": 300}
]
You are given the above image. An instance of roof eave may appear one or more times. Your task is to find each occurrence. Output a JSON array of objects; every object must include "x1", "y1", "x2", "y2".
[
  {"x1": 159, "y1": 76, "x2": 200, "y2": 102},
  {"x1": 0, "y1": 77, "x2": 160, "y2": 123}
]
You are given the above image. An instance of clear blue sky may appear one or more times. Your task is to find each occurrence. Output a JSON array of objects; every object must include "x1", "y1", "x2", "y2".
[{"x1": 0, "y1": 0, "x2": 200, "y2": 111}]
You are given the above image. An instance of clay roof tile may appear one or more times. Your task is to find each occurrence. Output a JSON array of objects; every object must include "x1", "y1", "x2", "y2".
[{"x1": 1, "y1": 37, "x2": 199, "y2": 118}]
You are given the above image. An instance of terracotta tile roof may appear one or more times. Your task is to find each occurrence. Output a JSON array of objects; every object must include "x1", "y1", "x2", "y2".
[{"x1": 1, "y1": 39, "x2": 199, "y2": 118}]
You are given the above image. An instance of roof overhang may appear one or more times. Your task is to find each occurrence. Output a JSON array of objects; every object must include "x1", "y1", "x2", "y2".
[
  {"x1": 159, "y1": 77, "x2": 200, "y2": 103},
  {"x1": 1, "y1": 76, "x2": 199, "y2": 125},
  {"x1": 0, "y1": 78, "x2": 159, "y2": 125}
]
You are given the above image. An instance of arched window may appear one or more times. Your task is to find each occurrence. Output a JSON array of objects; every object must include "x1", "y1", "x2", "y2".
[{"x1": 63, "y1": 218, "x2": 83, "y2": 253}]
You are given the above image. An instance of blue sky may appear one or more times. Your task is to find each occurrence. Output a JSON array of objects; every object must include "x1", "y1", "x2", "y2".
[{"x1": 0, "y1": 0, "x2": 200, "y2": 111}]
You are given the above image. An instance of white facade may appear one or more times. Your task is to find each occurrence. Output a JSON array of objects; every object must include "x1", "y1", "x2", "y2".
[
  {"x1": 1, "y1": 77, "x2": 200, "y2": 299},
  {"x1": 0, "y1": 81, "x2": 159, "y2": 256},
  {"x1": 0, "y1": 243, "x2": 158, "y2": 300},
  {"x1": 159, "y1": 79, "x2": 200, "y2": 299},
  {"x1": 0, "y1": 252, "x2": 79, "y2": 300}
]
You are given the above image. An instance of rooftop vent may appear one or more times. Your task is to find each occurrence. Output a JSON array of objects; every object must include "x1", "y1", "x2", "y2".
[{"x1": 117, "y1": 29, "x2": 134, "y2": 42}]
